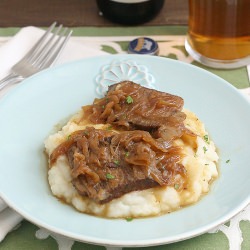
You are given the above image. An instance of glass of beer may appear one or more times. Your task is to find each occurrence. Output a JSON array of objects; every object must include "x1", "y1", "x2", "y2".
[{"x1": 185, "y1": 0, "x2": 250, "y2": 69}]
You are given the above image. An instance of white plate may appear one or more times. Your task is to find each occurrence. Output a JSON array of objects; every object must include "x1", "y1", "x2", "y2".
[{"x1": 0, "y1": 55, "x2": 249, "y2": 247}]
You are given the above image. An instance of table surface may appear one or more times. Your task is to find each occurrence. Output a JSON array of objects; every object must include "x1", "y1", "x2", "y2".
[{"x1": 0, "y1": 0, "x2": 188, "y2": 27}]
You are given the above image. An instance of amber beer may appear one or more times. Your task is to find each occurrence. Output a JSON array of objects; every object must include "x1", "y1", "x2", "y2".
[{"x1": 185, "y1": 0, "x2": 250, "y2": 68}]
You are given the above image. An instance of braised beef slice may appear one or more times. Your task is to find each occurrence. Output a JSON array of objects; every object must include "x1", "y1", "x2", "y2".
[
  {"x1": 83, "y1": 81, "x2": 188, "y2": 141},
  {"x1": 49, "y1": 82, "x2": 193, "y2": 204},
  {"x1": 50, "y1": 127, "x2": 186, "y2": 204}
]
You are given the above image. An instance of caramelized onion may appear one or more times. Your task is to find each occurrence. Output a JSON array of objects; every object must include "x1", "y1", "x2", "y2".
[
  {"x1": 50, "y1": 81, "x2": 195, "y2": 204},
  {"x1": 50, "y1": 127, "x2": 186, "y2": 204}
]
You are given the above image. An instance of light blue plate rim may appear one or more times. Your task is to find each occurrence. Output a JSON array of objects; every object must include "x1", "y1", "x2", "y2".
[{"x1": 0, "y1": 54, "x2": 249, "y2": 247}]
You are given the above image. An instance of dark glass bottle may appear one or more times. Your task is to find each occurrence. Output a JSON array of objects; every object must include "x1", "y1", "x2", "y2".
[{"x1": 96, "y1": 0, "x2": 164, "y2": 25}]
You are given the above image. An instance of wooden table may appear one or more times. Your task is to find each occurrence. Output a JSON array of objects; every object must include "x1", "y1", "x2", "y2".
[{"x1": 0, "y1": 0, "x2": 188, "y2": 27}]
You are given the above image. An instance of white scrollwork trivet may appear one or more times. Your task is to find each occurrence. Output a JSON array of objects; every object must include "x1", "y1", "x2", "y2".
[{"x1": 95, "y1": 60, "x2": 156, "y2": 96}]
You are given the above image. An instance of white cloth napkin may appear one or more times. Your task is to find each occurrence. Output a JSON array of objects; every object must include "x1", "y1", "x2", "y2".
[
  {"x1": 0, "y1": 26, "x2": 108, "y2": 98},
  {"x1": 0, "y1": 26, "x2": 108, "y2": 242}
]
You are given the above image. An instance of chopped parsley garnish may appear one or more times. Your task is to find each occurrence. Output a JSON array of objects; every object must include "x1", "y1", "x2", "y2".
[
  {"x1": 121, "y1": 114, "x2": 127, "y2": 119},
  {"x1": 106, "y1": 173, "x2": 115, "y2": 179},
  {"x1": 125, "y1": 151, "x2": 130, "y2": 157},
  {"x1": 226, "y1": 159, "x2": 230, "y2": 163},
  {"x1": 67, "y1": 134, "x2": 71, "y2": 140},
  {"x1": 203, "y1": 135, "x2": 210, "y2": 144},
  {"x1": 113, "y1": 160, "x2": 120, "y2": 165},
  {"x1": 126, "y1": 95, "x2": 134, "y2": 104},
  {"x1": 106, "y1": 125, "x2": 112, "y2": 130},
  {"x1": 203, "y1": 146, "x2": 208, "y2": 154},
  {"x1": 125, "y1": 217, "x2": 133, "y2": 222},
  {"x1": 174, "y1": 184, "x2": 179, "y2": 190}
]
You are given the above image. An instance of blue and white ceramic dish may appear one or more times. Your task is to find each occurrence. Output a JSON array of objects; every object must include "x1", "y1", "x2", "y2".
[{"x1": 0, "y1": 55, "x2": 249, "y2": 247}]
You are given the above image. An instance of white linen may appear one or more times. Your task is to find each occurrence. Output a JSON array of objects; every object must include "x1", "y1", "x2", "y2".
[
  {"x1": 247, "y1": 64, "x2": 250, "y2": 83},
  {"x1": 0, "y1": 26, "x2": 107, "y2": 242},
  {"x1": 0, "y1": 26, "x2": 108, "y2": 97}
]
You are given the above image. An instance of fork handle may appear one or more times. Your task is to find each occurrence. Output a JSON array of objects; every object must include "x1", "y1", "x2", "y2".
[{"x1": 0, "y1": 73, "x2": 23, "y2": 91}]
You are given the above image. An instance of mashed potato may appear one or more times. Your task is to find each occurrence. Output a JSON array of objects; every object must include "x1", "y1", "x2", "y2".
[{"x1": 44, "y1": 108, "x2": 219, "y2": 218}]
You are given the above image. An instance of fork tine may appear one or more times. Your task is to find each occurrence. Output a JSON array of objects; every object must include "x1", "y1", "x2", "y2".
[
  {"x1": 28, "y1": 24, "x2": 63, "y2": 64},
  {"x1": 0, "y1": 22, "x2": 71, "y2": 90},
  {"x1": 39, "y1": 28, "x2": 72, "y2": 69},
  {"x1": 22, "y1": 22, "x2": 57, "y2": 61},
  {"x1": 34, "y1": 26, "x2": 67, "y2": 67}
]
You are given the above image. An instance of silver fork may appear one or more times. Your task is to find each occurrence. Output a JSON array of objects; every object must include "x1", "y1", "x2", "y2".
[{"x1": 0, "y1": 22, "x2": 72, "y2": 90}]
